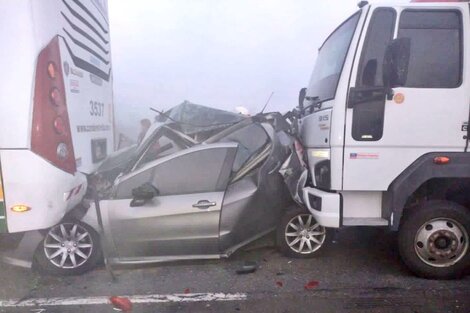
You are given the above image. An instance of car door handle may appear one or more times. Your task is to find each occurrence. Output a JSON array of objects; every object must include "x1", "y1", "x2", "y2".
[{"x1": 192, "y1": 200, "x2": 217, "y2": 209}]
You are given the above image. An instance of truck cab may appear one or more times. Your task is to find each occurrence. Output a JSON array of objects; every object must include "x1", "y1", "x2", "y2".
[{"x1": 298, "y1": 0, "x2": 470, "y2": 279}]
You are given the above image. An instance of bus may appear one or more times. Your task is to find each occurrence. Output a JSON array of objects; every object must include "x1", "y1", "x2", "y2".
[{"x1": 0, "y1": 0, "x2": 114, "y2": 237}]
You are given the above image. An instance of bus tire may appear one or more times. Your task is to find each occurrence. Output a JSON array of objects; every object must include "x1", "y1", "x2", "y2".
[
  {"x1": 398, "y1": 200, "x2": 470, "y2": 279},
  {"x1": 34, "y1": 221, "x2": 102, "y2": 276}
]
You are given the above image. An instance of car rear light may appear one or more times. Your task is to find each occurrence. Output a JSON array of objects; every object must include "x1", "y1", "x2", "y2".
[{"x1": 31, "y1": 36, "x2": 76, "y2": 174}]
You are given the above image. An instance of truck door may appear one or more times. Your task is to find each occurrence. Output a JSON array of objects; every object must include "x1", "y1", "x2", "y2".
[{"x1": 344, "y1": 6, "x2": 468, "y2": 195}]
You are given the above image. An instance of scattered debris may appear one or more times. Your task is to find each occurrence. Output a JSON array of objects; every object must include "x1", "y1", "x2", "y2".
[
  {"x1": 236, "y1": 261, "x2": 258, "y2": 274},
  {"x1": 304, "y1": 280, "x2": 320, "y2": 290},
  {"x1": 287, "y1": 261, "x2": 292, "y2": 264},
  {"x1": 109, "y1": 296, "x2": 132, "y2": 312}
]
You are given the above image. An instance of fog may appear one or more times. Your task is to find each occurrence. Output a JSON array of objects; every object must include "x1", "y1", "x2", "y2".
[{"x1": 108, "y1": 0, "x2": 394, "y2": 138}]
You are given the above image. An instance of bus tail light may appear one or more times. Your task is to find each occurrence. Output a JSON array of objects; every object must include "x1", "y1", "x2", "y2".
[{"x1": 31, "y1": 37, "x2": 76, "y2": 174}]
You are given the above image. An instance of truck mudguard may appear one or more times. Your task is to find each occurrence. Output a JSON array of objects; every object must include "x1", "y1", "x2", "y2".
[{"x1": 385, "y1": 152, "x2": 470, "y2": 230}]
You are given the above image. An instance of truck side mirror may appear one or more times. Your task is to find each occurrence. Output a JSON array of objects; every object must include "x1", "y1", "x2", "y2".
[
  {"x1": 383, "y1": 37, "x2": 411, "y2": 98},
  {"x1": 130, "y1": 182, "x2": 159, "y2": 207},
  {"x1": 298, "y1": 87, "x2": 307, "y2": 111}
]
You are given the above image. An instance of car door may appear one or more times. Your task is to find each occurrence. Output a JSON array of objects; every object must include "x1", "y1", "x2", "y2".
[
  {"x1": 99, "y1": 142, "x2": 237, "y2": 261},
  {"x1": 217, "y1": 121, "x2": 292, "y2": 253}
]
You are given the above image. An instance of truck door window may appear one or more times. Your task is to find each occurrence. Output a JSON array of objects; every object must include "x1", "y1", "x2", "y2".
[
  {"x1": 356, "y1": 8, "x2": 396, "y2": 87},
  {"x1": 398, "y1": 10, "x2": 462, "y2": 88},
  {"x1": 352, "y1": 8, "x2": 396, "y2": 141}
]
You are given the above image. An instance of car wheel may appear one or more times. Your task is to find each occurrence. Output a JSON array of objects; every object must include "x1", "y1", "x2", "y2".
[
  {"x1": 398, "y1": 200, "x2": 470, "y2": 279},
  {"x1": 277, "y1": 207, "x2": 331, "y2": 258},
  {"x1": 34, "y1": 221, "x2": 102, "y2": 276}
]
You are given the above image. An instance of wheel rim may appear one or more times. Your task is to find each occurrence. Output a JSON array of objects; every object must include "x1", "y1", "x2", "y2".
[
  {"x1": 285, "y1": 214, "x2": 326, "y2": 254},
  {"x1": 414, "y1": 218, "x2": 469, "y2": 268},
  {"x1": 44, "y1": 223, "x2": 93, "y2": 269}
]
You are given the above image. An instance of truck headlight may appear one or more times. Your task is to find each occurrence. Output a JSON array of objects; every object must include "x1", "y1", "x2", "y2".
[{"x1": 314, "y1": 160, "x2": 331, "y2": 190}]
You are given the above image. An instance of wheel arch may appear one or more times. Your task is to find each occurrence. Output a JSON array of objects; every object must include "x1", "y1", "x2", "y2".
[{"x1": 384, "y1": 152, "x2": 470, "y2": 231}]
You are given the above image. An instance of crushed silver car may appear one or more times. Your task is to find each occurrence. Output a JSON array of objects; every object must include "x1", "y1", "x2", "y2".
[{"x1": 19, "y1": 102, "x2": 328, "y2": 275}]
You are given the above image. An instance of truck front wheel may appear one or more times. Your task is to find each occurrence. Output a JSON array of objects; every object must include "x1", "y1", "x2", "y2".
[{"x1": 398, "y1": 200, "x2": 470, "y2": 279}]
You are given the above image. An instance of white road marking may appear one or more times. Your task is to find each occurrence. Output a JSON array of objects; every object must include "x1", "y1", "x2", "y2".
[{"x1": 0, "y1": 293, "x2": 247, "y2": 308}]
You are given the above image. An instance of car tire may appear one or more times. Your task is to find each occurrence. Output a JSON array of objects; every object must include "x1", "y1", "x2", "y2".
[
  {"x1": 398, "y1": 200, "x2": 470, "y2": 280},
  {"x1": 34, "y1": 221, "x2": 102, "y2": 276},
  {"x1": 277, "y1": 207, "x2": 331, "y2": 258}
]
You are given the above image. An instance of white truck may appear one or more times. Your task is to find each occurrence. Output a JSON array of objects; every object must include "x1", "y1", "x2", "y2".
[
  {"x1": 0, "y1": 0, "x2": 113, "y2": 248},
  {"x1": 296, "y1": 0, "x2": 470, "y2": 279}
]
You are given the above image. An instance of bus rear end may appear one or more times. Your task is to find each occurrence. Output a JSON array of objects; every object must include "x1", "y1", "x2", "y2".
[{"x1": 0, "y1": 0, "x2": 113, "y2": 234}]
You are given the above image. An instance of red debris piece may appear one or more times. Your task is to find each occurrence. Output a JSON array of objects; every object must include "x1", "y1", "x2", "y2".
[
  {"x1": 184, "y1": 288, "x2": 191, "y2": 294},
  {"x1": 109, "y1": 296, "x2": 133, "y2": 312},
  {"x1": 304, "y1": 280, "x2": 319, "y2": 290},
  {"x1": 276, "y1": 281, "x2": 283, "y2": 287}
]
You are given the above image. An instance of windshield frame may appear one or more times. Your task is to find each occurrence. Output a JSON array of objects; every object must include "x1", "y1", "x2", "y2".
[{"x1": 306, "y1": 10, "x2": 363, "y2": 109}]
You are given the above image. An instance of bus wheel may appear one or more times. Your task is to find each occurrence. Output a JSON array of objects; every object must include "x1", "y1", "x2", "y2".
[
  {"x1": 277, "y1": 207, "x2": 331, "y2": 258},
  {"x1": 34, "y1": 221, "x2": 102, "y2": 276},
  {"x1": 398, "y1": 200, "x2": 470, "y2": 279}
]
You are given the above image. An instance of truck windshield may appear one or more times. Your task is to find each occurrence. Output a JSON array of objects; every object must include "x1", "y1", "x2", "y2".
[{"x1": 307, "y1": 12, "x2": 361, "y2": 107}]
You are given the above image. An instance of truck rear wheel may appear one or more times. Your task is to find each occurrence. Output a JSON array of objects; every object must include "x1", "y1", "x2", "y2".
[{"x1": 398, "y1": 200, "x2": 470, "y2": 279}]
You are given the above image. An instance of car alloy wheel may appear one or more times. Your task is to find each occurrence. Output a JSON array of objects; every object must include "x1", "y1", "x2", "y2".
[
  {"x1": 285, "y1": 213, "x2": 326, "y2": 254},
  {"x1": 43, "y1": 222, "x2": 94, "y2": 269}
]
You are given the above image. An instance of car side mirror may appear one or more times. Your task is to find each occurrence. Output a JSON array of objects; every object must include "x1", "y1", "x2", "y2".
[
  {"x1": 383, "y1": 37, "x2": 411, "y2": 99},
  {"x1": 130, "y1": 182, "x2": 159, "y2": 207}
]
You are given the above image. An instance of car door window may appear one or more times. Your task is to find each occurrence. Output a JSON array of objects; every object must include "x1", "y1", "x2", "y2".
[
  {"x1": 136, "y1": 134, "x2": 184, "y2": 168},
  {"x1": 218, "y1": 124, "x2": 269, "y2": 172},
  {"x1": 134, "y1": 127, "x2": 197, "y2": 170},
  {"x1": 116, "y1": 144, "x2": 237, "y2": 199}
]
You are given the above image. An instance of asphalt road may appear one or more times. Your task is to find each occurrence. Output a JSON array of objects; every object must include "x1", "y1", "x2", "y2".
[{"x1": 0, "y1": 227, "x2": 469, "y2": 313}]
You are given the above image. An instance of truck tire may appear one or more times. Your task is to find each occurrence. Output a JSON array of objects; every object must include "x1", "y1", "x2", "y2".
[
  {"x1": 398, "y1": 200, "x2": 470, "y2": 279},
  {"x1": 34, "y1": 221, "x2": 102, "y2": 276},
  {"x1": 277, "y1": 207, "x2": 331, "y2": 258}
]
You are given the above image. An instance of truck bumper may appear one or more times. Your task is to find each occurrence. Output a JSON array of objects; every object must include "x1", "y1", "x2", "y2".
[{"x1": 302, "y1": 187, "x2": 341, "y2": 228}]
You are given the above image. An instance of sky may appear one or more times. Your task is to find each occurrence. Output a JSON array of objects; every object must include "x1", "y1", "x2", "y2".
[{"x1": 107, "y1": 0, "x2": 384, "y2": 137}]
